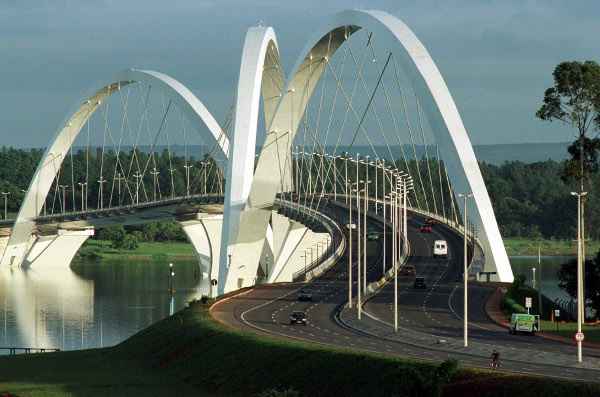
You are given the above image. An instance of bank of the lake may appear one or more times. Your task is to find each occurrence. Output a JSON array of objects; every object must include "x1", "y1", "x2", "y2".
[
  {"x1": 78, "y1": 239, "x2": 196, "y2": 260},
  {"x1": 504, "y1": 238, "x2": 600, "y2": 257}
]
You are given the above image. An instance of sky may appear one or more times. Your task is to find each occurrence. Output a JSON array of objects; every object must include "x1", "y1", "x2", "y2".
[{"x1": 1, "y1": 0, "x2": 600, "y2": 147}]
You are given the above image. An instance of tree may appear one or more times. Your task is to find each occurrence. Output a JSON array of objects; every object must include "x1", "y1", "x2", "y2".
[
  {"x1": 536, "y1": 61, "x2": 600, "y2": 189},
  {"x1": 558, "y1": 250, "x2": 600, "y2": 320}
]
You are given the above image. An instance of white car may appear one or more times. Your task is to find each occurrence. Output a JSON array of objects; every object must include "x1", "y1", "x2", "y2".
[{"x1": 433, "y1": 240, "x2": 448, "y2": 258}]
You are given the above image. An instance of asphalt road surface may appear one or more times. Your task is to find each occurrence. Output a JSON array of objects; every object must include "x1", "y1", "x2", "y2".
[{"x1": 211, "y1": 201, "x2": 600, "y2": 382}]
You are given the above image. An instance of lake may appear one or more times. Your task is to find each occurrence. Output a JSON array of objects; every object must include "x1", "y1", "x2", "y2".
[
  {"x1": 0, "y1": 254, "x2": 578, "y2": 353},
  {"x1": 509, "y1": 255, "x2": 573, "y2": 302},
  {"x1": 0, "y1": 257, "x2": 208, "y2": 353}
]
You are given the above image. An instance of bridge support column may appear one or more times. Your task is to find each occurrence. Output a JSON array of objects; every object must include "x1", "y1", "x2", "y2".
[
  {"x1": 22, "y1": 228, "x2": 94, "y2": 268},
  {"x1": 179, "y1": 214, "x2": 223, "y2": 288}
]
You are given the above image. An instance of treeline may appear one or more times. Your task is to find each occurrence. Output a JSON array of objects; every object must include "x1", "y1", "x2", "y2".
[
  {"x1": 0, "y1": 146, "x2": 223, "y2": 215},
  {"x1": 0, "y1": 146, "x2": 594, "y2": 240}
]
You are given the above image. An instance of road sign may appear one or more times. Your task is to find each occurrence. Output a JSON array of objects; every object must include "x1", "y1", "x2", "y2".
[
  {"x1": 525, "y1": 297, "x2": 532, "y2": 308},
  {"x1": 575, "y1": 332, "x2": 585, "y2": 342},
  {"x1": 554, "y1": 309, "x2": 560, "y2": 318},
  {"x1": 211, "y1": 279, "x2": 218, "y2": 286}
]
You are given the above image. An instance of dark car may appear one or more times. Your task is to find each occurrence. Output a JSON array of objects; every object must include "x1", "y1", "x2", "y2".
[
  {"x1": 290, "y1": 311, "x2": 307, "y2": 325},
  {"x1": 419, "y1": 224, "x2": 432, "y2": 233},
  {"x1": 413, "y1": 276, "x2": 427, "y2": 289},
  {"x1": 399, "y1": 264, "x2": 416, "y2": 277},
  {"x1": 424, "y1": 217, "x2": 436, "y2": 226},
  {"x1": 298, "y1": 290, "x2": 313, "y2": 302}
]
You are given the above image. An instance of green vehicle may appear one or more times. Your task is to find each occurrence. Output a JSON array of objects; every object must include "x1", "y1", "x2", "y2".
[{"x1": 509, "y1": 313, "x2": 540, "y2": 335}]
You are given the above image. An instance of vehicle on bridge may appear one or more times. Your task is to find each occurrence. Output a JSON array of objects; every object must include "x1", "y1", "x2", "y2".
[
  {"x1": 367, "y1": 231, "x2": 380, "y2": 240},
  {"x1": 433, "y1": 240, "x2": 448, "y2": 258},
  {"x1": 419, "y1": 224, "x2": 432, "y2": 233},
  {"x1": 399, "y1": 264, "x2": 416, "y2": 277},
  {"x1": 413, "y1": 276, "x2": 427, "y2": 289},
  {"x1": 509, "y1": 313, "x2": 540, "y2": 335},
  {"x1": 290, "y1": 311, "x2": 307, "y2": 325},
  {"x1": 425, "y1": 217, "x2": 437, "y2": 226},
  {"x1": 297, "y1": 290, "x2": 313, "y2": 302}
]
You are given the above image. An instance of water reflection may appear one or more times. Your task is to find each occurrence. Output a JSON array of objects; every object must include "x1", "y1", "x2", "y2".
[{"x1": 0, "y1": 257, "x2": 207, "y2": 353}]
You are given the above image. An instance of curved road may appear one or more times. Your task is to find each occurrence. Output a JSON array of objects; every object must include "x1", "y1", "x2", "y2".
[{"x1": 211, "y1": 201, "x2": 600, "y2": 382}]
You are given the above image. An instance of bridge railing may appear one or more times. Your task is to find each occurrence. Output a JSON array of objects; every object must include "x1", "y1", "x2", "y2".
[
  {"x1": 306, "y1": 193, "x2": 485, "y2": 278},
  {"x1": 0, "y1": 193, "x2": 225, "y2": 226}
]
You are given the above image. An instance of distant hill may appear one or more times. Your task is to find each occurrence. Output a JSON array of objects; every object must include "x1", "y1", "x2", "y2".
[
  {"x1": 38, "y1": 142, "x2": 572, "y2": 166},
  {"x1": 473, "y1": 142, "x2": 569, "y2": 165}
]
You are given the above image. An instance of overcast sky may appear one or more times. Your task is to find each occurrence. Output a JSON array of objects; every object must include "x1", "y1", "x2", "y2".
[{"x1": 1, "y1": 0, "x2": 599, "y2": 147}]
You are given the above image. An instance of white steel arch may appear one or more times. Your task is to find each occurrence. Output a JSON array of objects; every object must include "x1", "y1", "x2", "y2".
[
  {"x1": 238, "y1": 9, "x2": 513, "y2": 282},
  {"x1": 218, "y1": 26, "x2": 285, "y2": 293},
  {"x1": 1, "y1": 69, "x2": 229, "y2": 268}
]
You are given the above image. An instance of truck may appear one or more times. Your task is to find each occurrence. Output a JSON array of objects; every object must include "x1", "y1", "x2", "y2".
[
  {"x1": 509, "y1": 313, "x2": 540, "y2": 335},
  {"x1": 433, "y1": 240, "x2": 448, "y2": 258}
]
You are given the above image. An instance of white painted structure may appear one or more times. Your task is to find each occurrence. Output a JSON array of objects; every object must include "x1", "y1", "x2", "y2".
[
  {"x1": 0, "y1": 9, "x2": 513, "y2": 296},
  {"x1": 235, "y1": 9, "x2": 513, "y2": 285}
]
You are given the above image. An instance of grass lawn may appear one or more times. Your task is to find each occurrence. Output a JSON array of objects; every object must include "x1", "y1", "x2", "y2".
[
  {"x1": 540, "y1": 320, "x2": 600, "y2": 343},
  {"x1": 503, "y1": 238, "x2": 600, "y2": 256},
  {"x1": 78, "y1": 239, "x2": 196, "y2": 260},
  {"x1": 1, "y1": 301, "x2": 600, "y2": 397}
]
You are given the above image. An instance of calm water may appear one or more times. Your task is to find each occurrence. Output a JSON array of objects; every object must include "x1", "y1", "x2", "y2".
[
  {"x1": 509, "y1": 256, "x2": 573, "y2": 302},
  {"x1": 0, "y1": 257, "x2": 208, "y2": 353},
  {"x1": 0, "y1": 254, "x2": 576, "y2": 353}
]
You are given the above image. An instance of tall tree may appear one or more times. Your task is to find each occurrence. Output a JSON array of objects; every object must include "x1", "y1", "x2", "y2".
[{"x1": 536, "y1": 61, "x2": 600, "y2": 189}]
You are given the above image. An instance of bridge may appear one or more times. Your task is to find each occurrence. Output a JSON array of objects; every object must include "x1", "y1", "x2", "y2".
[{"x1": 0, "y1": 9, "x2": 512, "y2": 297}]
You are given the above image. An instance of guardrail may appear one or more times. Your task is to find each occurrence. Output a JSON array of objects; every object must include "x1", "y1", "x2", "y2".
[
  {"x1": 276, "y1": 198, "x2": 346, "y2": 282},
  {"x1": 331, "y1": 194, "x2": 484, "y2": 276},
  {"x1": 0, "y1": 193, "x2": 225, "y2": 226},
  {"x1": 0, "y1": 347, "x2": 60, "y2": 355}
]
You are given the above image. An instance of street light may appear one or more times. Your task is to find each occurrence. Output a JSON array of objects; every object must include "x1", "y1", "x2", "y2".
[
  {"x1": 571, "y1": 190, "x2": 587, "y2": 363},
  {"x1": 458, "y1": 192, "x2": 473, "y2": 348},
  {"x1": 77, "y1": 182, "x2": 87, "y2": 212},
  {"x1": 168, "y1": 263, "x2": 175, "y2": 294},
  {"x1": 150, "y1": 168, "x2": 160, "y2": 202},
  {"x1": 1, "y1": 192, "x2": 10, "y2": 220},
  {"x1": 184, "y1": 163, "x2": 193, "y2": 197},
  {"x1": 59, "y1": 185, "x2": 69, "y2": 213}
]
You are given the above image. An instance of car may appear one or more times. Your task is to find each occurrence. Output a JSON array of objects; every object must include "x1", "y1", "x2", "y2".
[
  {"x1": 367, "y1": 231, "x2": 380, "y2": 240},
  {"x1": 399, "y1": 264, "x2": 416, "y2": 277},
  {"x1": 413, "y1": 276, "x2": 427, "y2": 289},
  {"x1": 289, "y1": 311, "x2": 307, "y2": 325},
  {"x1": 424, "y1": 217, "x2": 436, "y2": 226},
  {"x1": 433, "y1": 240, "x2": 448, "y2": 258},
  {"x1": 419, "y1": 224, "x2": 432, "y2": 233},
  {"x1": 297, "y1": 290, "x2": 313, "y2": 301}
]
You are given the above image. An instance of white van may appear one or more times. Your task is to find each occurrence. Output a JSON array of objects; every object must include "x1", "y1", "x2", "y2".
[{"x1": 433, "y1": 240, "x2": 448, "y2": 258}]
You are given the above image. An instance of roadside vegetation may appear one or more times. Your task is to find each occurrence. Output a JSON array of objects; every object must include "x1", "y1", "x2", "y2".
[
  {"x1": 501, "y1": 274, "x2": 600, "y2": 343},
  {"x1": 1, "y1": 301, "x2": 600, "y2": 397}
]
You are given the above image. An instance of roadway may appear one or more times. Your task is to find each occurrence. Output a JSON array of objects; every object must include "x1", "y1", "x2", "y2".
[{"x1": 211, "y1": 200, "x2": 600, "y2": 382}]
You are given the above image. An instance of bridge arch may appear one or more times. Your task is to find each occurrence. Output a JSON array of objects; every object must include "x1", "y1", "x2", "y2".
[
  {"x1": 241, "y1": 9, "x2": 512, "y2": 283},
  {"x1": 1, "y1": 69, "x2": 229, "y2": 267}
]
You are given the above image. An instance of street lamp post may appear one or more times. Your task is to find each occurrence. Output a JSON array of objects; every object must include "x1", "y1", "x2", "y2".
[
  {"x1": 201, "y1": 160, "x2": 210, "y2": 195},
  {"x1": 458, "y1": 192, "x2": 473, "y2": 348},
  {"x1": 97, "y1": 177, "x2": 107, "y2": 209},
  {"x1": 132, "y1": 173, "x2": 142, "y2": 205},
  {"x1": 77, "y1": 182, "x2": 87, "y2": 211},
  {"x1": 168, "y1": 263, "x2": 174, "y2": 294},
  {"x1": 571, "y1": 190, "x2": 587, "y2": 363},
  {"x1": 355, "y1": 155, "x2": 362, "y2": 320},
  {"x1": 115, "y1": 172, "x2": 125, "y2": 206},
  {"x1": 59, "y1": 185, "x2": 68, "y2": 213},
  {"x1": 1, "y1": 192, "x2": 10, "y2": 220},
  {"x1": 184, "y1": 163, "x2": 193, "y2": 197},
  {"x1": 150, "y1": 168, "x2": 160, "y2": 202}
]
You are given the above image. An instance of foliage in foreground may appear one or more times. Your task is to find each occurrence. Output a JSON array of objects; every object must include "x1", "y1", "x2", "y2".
[{"x1": 1, "y1": 302, "x2": 600, "y2": 397}]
